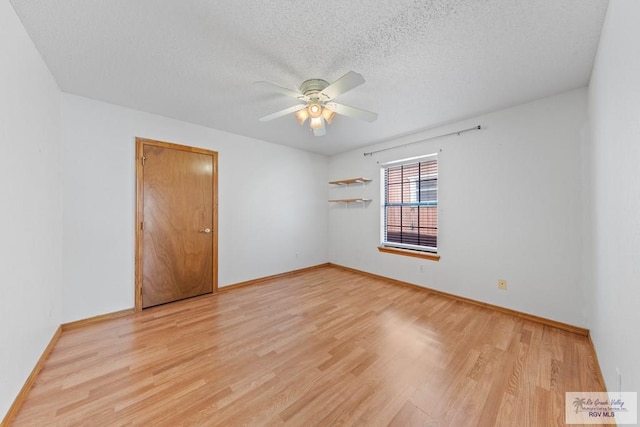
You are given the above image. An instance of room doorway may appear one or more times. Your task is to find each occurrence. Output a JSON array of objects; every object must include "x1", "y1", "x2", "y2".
[{"x1": 135, "y1": 138, "x2": 218, "y2": 310}]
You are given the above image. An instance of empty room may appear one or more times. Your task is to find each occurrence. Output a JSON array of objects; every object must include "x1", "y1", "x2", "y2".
[{"x1": 1, "y1": 0, "x2": 638, "y2": 425}]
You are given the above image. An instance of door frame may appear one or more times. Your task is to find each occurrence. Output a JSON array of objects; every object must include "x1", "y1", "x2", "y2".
[{"x1": 135, "y1": 137, "x2": 218, "y2": 311}]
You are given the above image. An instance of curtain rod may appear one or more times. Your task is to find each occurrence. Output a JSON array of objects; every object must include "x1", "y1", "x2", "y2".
[{"x1": 363, "y1": 125, "x2": 482, "y2": 157}]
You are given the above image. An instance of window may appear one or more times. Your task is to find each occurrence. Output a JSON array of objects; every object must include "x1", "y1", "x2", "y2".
[{"x1": 381, "y1": 155, "x2": 438, "y2": 254}]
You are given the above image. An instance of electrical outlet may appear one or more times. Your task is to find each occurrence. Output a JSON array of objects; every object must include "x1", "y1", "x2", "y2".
[
  {"x1": 616, "y1": 367, "x2": 622, "y2": 393},
  {"x1": 419, "y1": 265, "x2": 424, "y2": 272},
  {"x1": 498, "y1": 280, "x2": 507, "y2": 290}
]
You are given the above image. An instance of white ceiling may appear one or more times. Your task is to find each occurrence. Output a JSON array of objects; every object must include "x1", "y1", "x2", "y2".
[{"x1": 10, "y1": 0, "x2": 608, "y2": 155}]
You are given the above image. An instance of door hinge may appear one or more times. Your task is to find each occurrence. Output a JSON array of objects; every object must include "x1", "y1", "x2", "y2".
[
  {"x1": 140, "y1": 221, "x2": 144, "y2": 230},
  {"x1": 141, "y1": 156, "x2": 146, "y2": 165}
]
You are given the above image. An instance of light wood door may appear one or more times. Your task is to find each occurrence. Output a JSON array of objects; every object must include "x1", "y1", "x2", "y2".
[{"x1": 135, "y1": 138, "x2": 218, "y2": 309}]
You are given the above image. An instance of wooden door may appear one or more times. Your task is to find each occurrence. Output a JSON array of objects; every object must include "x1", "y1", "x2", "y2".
[{"x1": 135, "y1": 138, "x2": 218, "y2": 309}]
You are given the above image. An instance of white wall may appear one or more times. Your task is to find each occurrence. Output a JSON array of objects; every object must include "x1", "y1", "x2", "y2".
[
  {"x1": 0, "y1": 0, "x2": 63, "y2": 417},
  {"x1": 329, "y1": 89, "x2": 589, "y2": 327},
  {"x1": 61, "y1": 94, "x2": 329, "y2": 322},
  {"x1": 3, "y1": 0, "x2": 634, "y2": 420},
  {"x1": 588, "y1": 0, "x2": 640, "y2": 395}
]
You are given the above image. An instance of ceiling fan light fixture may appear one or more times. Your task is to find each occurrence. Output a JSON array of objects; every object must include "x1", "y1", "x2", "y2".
[
  {"x1": 256, "y1": 71, "x2": 376, "y2": 137},
  {"x1": 321, "y1": 108, "x2": 336, "y2": 124},
  {"x1": 309, "y1": 117, "x2": 324, "y2": 130},
  {"x1": 295, "y1": 109, "x2": 309, "y2": 125},
  {"x1": 308, "y1": 102, "x2": 322, "y2": 118}
]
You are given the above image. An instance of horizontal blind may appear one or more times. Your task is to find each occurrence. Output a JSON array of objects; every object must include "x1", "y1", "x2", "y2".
[{"x1": 383, "y1": 157, "x2": 438, "y2": 251}]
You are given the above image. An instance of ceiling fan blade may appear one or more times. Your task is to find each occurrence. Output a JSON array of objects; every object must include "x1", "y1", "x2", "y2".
[
  {"x1": 312, "y1": 118, "x2": 326, "y2": 136},
  {"x1": 258, "y1": 104, "x2": 306, "y2": 122},
  {"x1": 319, "y1": 71, "x2": 365, "y2": 101},
  {"x1": 254, "y1": 81, "x2": 305, "y2": 100},
  {"x1": 325, "y1": 102, "x2": 378, "y2": 122}
]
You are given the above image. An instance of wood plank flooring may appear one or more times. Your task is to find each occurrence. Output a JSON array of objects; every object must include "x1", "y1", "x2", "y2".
[{"x1": 11, "y1": 266, "x2": 605, "y2": 426}]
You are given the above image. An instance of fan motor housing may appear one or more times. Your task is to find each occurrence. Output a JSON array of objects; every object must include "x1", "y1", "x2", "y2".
[{"x1": 300, "y1": 79, "x2": 329, "y2": 96}]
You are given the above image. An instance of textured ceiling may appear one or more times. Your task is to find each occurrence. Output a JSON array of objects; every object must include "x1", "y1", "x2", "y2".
[{"x1": 10, "y1": 0, "x2": 608, "y2": 155}]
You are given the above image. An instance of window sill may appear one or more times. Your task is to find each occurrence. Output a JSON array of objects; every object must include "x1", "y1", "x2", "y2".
[{"x1": 377, "y1": 246, "x2": 440, "y2": 261}]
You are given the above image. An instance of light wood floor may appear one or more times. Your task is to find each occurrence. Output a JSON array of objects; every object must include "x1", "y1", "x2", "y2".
[{"x1": 11, "y1": 266, "x2": 605, "y2": 426}]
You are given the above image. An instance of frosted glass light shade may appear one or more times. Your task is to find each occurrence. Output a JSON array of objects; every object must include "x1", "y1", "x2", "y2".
[
  {"x1": 308, "y1": 103, "x2": 322, "y2": 118},
  {"x1": 295, "y1": 109, "x2": 309, "y2": 125},
  {"x1": 310, "y1": 117, "x2": 324, "y2": 129}
]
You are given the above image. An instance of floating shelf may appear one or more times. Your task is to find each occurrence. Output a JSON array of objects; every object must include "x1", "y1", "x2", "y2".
[
  {"x1": 329, "y1": 198, "x2": 372, "y2": 203},
  {"x1": 329, "y1": 177, "x2": 371, "y2": 207},
  {"x1": 329, "y1": 177, "x2": 371, "y2": 186}
]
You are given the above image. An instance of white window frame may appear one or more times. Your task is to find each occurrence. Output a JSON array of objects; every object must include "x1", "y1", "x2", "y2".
[{"x1": 380, "y1": 153, "x2": 438, "y2": 254}]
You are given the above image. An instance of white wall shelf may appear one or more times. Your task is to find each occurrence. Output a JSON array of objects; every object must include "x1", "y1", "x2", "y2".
[
  {"x1": 329, "y1": 177, "x2": 371, "y2": 186},
  {"x1": 329, "y1": 177, "x2": 371, "y2": 207},
  {"x1": 329, "y1": 198, "x2": 372, "y2": 203}
]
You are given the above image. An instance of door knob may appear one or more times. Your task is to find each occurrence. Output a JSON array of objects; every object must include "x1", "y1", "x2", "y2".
[{"x1": 199, "y1": 228, "x2": 212, "y2": 233}]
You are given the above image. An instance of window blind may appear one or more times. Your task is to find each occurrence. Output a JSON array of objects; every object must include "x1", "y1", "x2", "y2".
[{"x1": 383, "y1": 157, "x2": 438, "y2": 252}]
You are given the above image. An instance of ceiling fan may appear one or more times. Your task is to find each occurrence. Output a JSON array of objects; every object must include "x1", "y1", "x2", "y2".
[{"x1": 254, "y1": 71, "x2": 378, "y2": 136}]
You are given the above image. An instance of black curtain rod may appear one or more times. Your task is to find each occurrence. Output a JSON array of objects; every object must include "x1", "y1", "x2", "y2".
[{"x1": 363, "y1": 125, "x2": 482, "y2": 157}]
